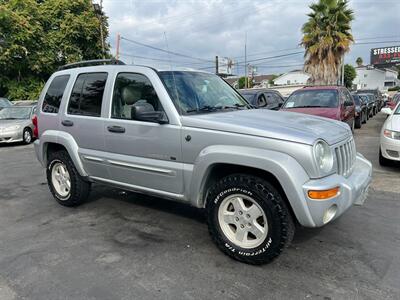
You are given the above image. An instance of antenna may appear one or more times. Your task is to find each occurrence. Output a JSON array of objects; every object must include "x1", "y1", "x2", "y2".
[{"x1": 163, "y1": 32, "x2": 183, "y2": 115}]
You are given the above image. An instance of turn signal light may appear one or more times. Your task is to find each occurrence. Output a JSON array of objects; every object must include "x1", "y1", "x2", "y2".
[
  {"x1": 32, "y1": 114, "x2": 38, "y2": 138},
  {"x1": 308, "y1": 187, "x2": 340, "y2": 200}
]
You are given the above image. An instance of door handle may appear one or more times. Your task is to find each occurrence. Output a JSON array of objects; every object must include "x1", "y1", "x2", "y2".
[
  {"x1": 107, "y1": 125, "x2": 125, "y2": 133},
  {"x1": 61, "y1": 120, "x2": 74, "y2": 127}
]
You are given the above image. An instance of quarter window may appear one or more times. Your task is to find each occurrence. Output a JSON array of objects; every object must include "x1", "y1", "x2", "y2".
[
  {"x1": 111, "y1": 73, "x2": 163, "y2": 121},
  {"x1": 42, "y1": 75, "x2": 70, "y2": 113},
  {"x1": 68, "y1": 73, "x2": 107, "y2": 117}
]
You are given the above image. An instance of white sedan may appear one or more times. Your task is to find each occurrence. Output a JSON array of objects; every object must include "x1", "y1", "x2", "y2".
[{"x1": 380, "y1": 103, "x2": 400, "y2": 166}]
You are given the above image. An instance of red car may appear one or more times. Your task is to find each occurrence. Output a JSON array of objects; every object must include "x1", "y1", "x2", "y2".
[{"x1": 281, "y1": 86, "x2": 356, "y2": 131}]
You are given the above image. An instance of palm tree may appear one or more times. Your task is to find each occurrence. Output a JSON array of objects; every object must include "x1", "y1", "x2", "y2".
[
  {"x1": 301, "y1": 0, "x2": 354, "y2": 85},
  {"x1": 356, "y1": 57, "x2": 363, "y2": 66}
]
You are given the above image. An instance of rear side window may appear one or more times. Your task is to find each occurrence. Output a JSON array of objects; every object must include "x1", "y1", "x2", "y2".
[
  {"x1": 68, "y1": 72, "x2": 107, "y2": 117},
  {"x1": 42, "y1": 75, "x2": 70, "y2": 113}
]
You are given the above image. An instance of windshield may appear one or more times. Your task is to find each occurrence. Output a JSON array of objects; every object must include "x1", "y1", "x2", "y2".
[
  {"x1": 352, "y1": 95, "x2": 361, "y2": 105},
  {"x1": 284, "y1": 90, "x2": 338, "y2": 108},
  {"x1": 0, "y1": 107, "x2": 31, "y2": 120},
  {"x1": 158, "y1": 71, "x2": 251, "y2": 114}
]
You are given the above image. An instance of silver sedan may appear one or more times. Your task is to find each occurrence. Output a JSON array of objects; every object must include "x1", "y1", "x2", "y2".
[
  {"x1": 0, "y1": 106, "x2": 37, "y2": 144},
  {"x1": 380, "y1": 103, "x2": 400, "y2": 165}
]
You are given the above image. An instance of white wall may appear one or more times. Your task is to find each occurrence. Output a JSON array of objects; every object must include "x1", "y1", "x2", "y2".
[
  {"x1": 274, "y1": 71, "x2": 310, "y2": 86},
  {"x1": 354, "y1": 68, "x2": 386, "y2": 90}
]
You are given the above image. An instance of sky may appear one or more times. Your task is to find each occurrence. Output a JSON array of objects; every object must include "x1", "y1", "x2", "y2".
[{"x1": 100, "y1": 0, "x2": 400, "y2": 76}]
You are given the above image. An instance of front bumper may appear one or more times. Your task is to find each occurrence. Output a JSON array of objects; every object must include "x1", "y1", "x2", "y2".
[
  {"x1": 380, "y1": 135, "x2": 400, "y2": 161},
  {"x1": 0, "y1": 129, "x2": 23, "y2": 143},
  {"x1": 300, "y1": 154, "x2": 372, "y2": 227}
]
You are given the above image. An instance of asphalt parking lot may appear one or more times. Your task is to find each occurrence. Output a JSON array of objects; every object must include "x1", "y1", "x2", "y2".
[{"x1": 0, "y1": 113, "x2": 399, "y2": 300}]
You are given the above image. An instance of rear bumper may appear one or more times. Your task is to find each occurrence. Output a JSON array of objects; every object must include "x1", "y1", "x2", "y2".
[{"x1": 300, "y1": 154, "x2": 372, "y2": 227}]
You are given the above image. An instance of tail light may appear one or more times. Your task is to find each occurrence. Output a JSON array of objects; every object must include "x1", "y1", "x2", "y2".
[{"x1": 32, "y1": 114, "x2": 38, "y2": 138}]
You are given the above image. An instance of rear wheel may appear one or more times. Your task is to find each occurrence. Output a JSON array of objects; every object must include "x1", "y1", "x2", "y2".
[
  {"x1": 206, "y1": 174, "x2": 295, "y2": 265},
  {"x1": 47, "y1": 150, "x2": 90, "y2": 206}
]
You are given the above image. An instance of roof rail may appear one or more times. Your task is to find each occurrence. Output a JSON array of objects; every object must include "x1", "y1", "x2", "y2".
[{"x1": 58, "y1": 59, "x2": 125, "y2": 71}]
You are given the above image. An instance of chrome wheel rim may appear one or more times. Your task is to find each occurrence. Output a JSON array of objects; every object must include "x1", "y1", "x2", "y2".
[
  {"x1": 24, "y1": 130, "x2": 31, "y2": 143},
  {"x1": 51, "y1": 162, "x2": 71, "y2": 198},
  {"x1": 218, "y1": 194, "x2": 268, "y2": 249}
]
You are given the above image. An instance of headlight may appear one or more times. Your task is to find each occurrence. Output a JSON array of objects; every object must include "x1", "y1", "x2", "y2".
[
  {"x1": 384, "y1": 129, "x2": 400, "y2": 140},
  {"x1": 313, "y1": 140, "x2": 334, "y2": 173}
]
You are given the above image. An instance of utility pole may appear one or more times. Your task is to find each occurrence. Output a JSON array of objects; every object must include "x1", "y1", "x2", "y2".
[
  {"x1": 244, "y1": 32, "x2": 247, "y2": 88},
  {"x1": 99, "y1": 0, "x2": 105, "y2": 59},
  {"x1": 215, "y1": 56, "x2": 219, "y2": 75},
  {"x1": 116, "y1": 33, "x2": 121, "y2": 60},
  {"x1": 341, "y1": 55, "x2": 345, "y2": 86}
]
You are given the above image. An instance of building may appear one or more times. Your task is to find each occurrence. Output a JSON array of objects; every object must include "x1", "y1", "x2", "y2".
[
  {"x1": 273, "y1": 70, "x2": 310, "y2": 86},
  {"x1": 224, "y1": 74, "x2": 275, "y2": 88},
  {"x1": 354, "y1": 66, "x2": 399, "y2": 91}
]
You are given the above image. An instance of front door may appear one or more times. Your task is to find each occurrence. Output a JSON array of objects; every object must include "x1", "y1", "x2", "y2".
[{"x1": 103, "y1": 72, "x2": 184, "y2": 196}]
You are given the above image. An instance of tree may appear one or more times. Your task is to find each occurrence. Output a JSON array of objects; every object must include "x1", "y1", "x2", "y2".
[
  {"x1": 301, "y1": 0, "x2": 354, "y2": 85},
  {"x1": 238, "y1": 77, "x2": 246, "y2": 89},
  {"x1": 343, "y1": 64, "x2": 356, "y2": 88},
  {"x1": 0, "y1": 0, "x2": 110, "y2": 100},
  {"x1": 356, "y1": 57, "x2": 363, "y2": 66},
  {"x1": 268, "y1": 74, "x2": 279, "y2": 85}
]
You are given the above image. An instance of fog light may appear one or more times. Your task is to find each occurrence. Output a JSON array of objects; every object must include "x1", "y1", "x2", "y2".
[
  {"x1": 308, "y1": 187, "x2": 340, "y2": 200},
  {"x1": 323, "y1": 204, "x2": 338, "y2": 224},
  {"x1": 386, "y1": 150, "x2": 399, "y2": 158}
]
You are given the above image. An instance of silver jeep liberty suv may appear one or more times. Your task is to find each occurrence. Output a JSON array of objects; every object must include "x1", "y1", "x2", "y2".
[{"x1": 34, "y1": 59, "x2": 372, "y2": 264}]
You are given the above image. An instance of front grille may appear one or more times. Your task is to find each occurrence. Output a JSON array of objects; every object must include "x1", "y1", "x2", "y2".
[{"x1": 335, "y1": 137, "x2": 356, "y2": 177}]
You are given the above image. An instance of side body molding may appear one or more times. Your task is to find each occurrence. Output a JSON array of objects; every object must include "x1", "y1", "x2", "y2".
[
  {"x1": 187, "y1": 145, "x2": 315, "y2": 227},
  {"x1": 35, "y1": 130, "x2": 88, "y2": 177}
]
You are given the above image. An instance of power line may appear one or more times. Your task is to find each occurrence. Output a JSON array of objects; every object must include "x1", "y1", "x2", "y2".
[
  {"x1": 120, "y1": 36, "x2": 213, "y2": 63},
  {"x1": 119, "y1": 53, "x2": 212, "y2": 65}
]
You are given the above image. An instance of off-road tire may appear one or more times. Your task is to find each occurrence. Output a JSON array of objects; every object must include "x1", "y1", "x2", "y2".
[
  {"x1": 47, "y1": 150, "x2": 90, "y2": 207},
  {"x1": 206, "y1": 174, "x2": 295, "y2": 265},
  {"x1": 379, "y1": 149, "x2": 391, "y2": 167},
  {"x1": 23, "y1": 128, "x2": 33, "y2": 144}
]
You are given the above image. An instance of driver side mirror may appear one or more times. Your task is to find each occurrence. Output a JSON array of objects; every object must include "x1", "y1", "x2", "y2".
[
  {"x1": 381, "y1": 107, "x2": 392, "y2": 116},
  {"x1": 131, "y1": 101, "x2": 168, "y2": 124}
]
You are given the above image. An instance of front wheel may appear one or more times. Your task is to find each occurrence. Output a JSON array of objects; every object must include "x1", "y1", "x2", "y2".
[
  {"x1": 47, "y1": 150, "x2": 91, "y2": 206},
  {"x1": 23, "y1": 128, "x2": 33, "y2": 144},
  {"x1": 206, "y1": 174, "x2": 294, "y2": 265}
]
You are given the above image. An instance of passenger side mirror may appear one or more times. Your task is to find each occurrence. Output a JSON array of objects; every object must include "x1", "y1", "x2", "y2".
[
  {"x1": 131, "y1": 101, "x2": 168, "y2": 124},
  {"x1": 381, "y1": 107, "x2": 392, "y2": 116}
]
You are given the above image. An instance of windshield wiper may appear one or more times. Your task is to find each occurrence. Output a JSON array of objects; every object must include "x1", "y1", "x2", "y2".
[
  {"x1": 1, "y1": 117, "x2": 18, "y2": 120},
  {"x1": 187, "y1": 103, "x2": 249, "y2": 113},
  {"x1": 288, "y1": 105, "x2": 326, "y2": 108}
]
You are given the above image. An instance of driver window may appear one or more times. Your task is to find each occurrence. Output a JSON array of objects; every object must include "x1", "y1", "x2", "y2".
[
  {"x1": 112, "y1": 73, "x2": 163, "y2": 121},
  {"x1": 257, "y1": 94, "x2": 267, "y2": 107}
]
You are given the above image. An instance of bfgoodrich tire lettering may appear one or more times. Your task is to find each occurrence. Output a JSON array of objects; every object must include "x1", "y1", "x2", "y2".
[
  {"x1": 206, "y1": 174, "x2": 295, "y2": 265},
  {"x1": 47, "y1": 150, "x2": 90, "y2": 207}
]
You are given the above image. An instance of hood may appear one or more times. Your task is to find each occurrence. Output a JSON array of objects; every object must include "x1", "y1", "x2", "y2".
[
  {"x1": 387, "y1": 114, "x2": 400, "y2": 131},
  {"x1": 280, "y1": 107, "x2": 339, "y2": 120},
  {"x1": 0, "y1": 119, "x2": 30, "y2": 128},
  {"x1": 181, "y1": 109, "x2": 351, "y2": 145}
]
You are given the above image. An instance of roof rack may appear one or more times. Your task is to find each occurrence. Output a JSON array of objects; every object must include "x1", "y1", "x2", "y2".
[{"x1": 58, "y1": 59, "x2": 125, "y2": 71}]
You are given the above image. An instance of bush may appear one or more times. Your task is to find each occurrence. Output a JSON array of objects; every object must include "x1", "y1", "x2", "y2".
[
  {"x1": 5, "y1": 77, "x2": 45, "y2": 101},
  {"x1": 388, "y1": 86, "x2": 400, "y2": 92}
]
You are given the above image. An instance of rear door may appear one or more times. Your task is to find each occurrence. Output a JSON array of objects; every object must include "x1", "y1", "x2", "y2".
[{"x1": 61, "y1": 71, "x2": 111, "y2": 178}]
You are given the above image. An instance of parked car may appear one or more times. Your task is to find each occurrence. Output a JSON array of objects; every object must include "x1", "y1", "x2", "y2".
[
  {"x1": 14, "y1": 100, "x2": 38, "y2": 106},
  {"x1": 351, "y1": 94, "x2": 368, "y2": 128},
  {"x1": 359, "y1": 93, "x2": 376, "y2": 118},
  {"x1": 380, "y1": 104, "x2": 400, "y2": 166},
  {"x1": 356, "y1": 89, "x2": 382, "y2": 112},
  {"x1": 281, "y1": 86, "x2": 356, "y2": 131},
  {"x1": 0, "y1": 97, "x2": 12, "y2": 110},
  {"x1": 0, "y1": 105, "x2": 37, "y2": 144},
  {"x1": 238, "y1": 88, "x2": 284, "y2": 110},
  {"x1": 33, "y1": 60, "x2": 372, "y2": 265},
  {"x1": 386, "y1": 93, "x2": 400, "y2": 110}
]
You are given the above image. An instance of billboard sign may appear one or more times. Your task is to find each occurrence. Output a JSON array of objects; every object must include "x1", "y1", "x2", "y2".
[
  {"x1": 218, "y1": 57, "x2": 234, "y2": 75},
  {"x1": 371, "y1": 46, "x2": 400, "y2": 66}
]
